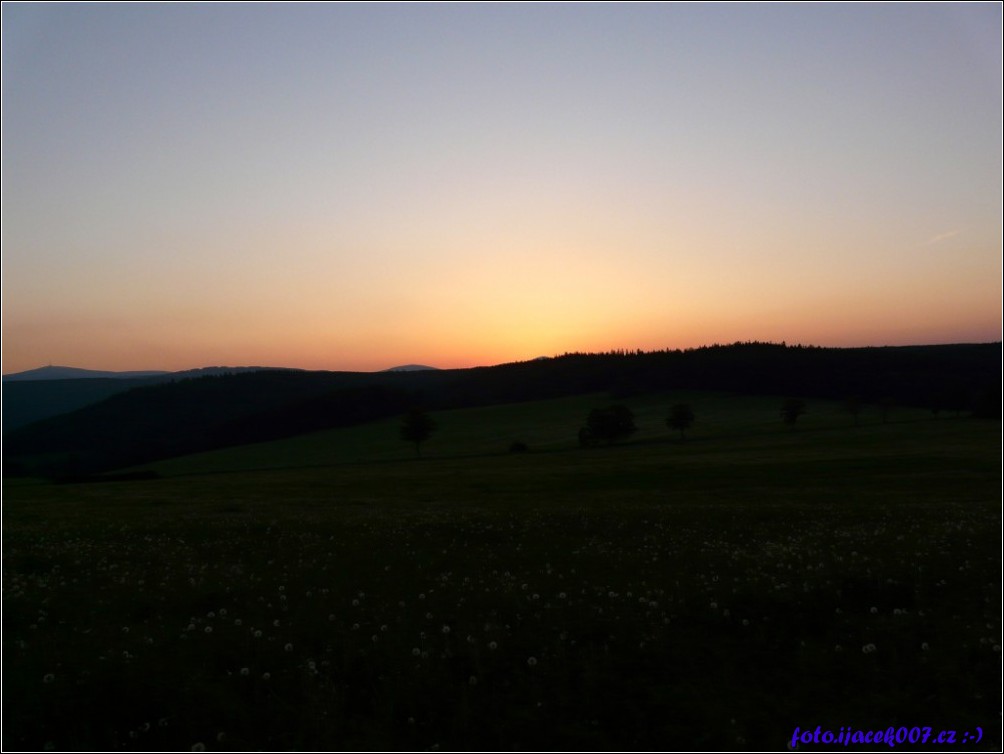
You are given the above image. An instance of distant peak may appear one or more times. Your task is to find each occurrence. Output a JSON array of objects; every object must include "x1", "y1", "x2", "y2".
[
  {"x1": 382, "y1": 364, "x2": 439, "y2": 372},
  {"x1": 1, "y1": 365, "x2": 171, "y2": 382}
]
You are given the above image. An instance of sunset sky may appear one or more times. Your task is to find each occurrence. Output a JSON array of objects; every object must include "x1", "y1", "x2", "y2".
[{"x1": 2, "y1": 3, "x2": 1001, "y2": 373}]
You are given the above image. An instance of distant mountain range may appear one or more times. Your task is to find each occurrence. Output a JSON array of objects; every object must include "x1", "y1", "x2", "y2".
[{"x1": 3, "y1": 364, "x2": 435, "y2": 381}]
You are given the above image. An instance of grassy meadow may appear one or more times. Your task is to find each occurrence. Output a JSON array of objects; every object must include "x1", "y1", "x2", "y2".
[{"x1": 2, "y1": 392, "x2": 1000, "y2": 751}]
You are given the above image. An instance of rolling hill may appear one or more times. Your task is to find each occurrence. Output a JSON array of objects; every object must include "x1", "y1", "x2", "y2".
[
  {"x1": 2, "y1": 342, "x2": 999, "y2": 478},
  {"x1": 1, "y1": 365, "x2": 302, "y2": 432}
]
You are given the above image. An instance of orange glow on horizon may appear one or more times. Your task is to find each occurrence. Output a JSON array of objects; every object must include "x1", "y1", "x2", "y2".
[{"x1": 3, "y1": 5, "x2": 1000, "y2": 377}]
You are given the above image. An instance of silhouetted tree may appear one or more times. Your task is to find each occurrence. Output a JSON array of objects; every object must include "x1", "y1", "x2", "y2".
[
  {"x1": 400, "y1": 408, "x2": 436, "y2": 456},
  {"x1": 509, "y1": 440, "x2": 529, "y2": 453},
  {"x1": 843, "y1": 396, "x2": 862, "y2": 425},
  {"x1": 877, "y1": 396, "x2": 894, "y2": 424},
  {"x1": 781, "y1": 398, "x2": 806, "y2": 426},
  {"x1": 582, "y1": 405, "x2": 637, "y2": 445},
  {"x1": 666, "y1": 403, "x2": 695, "y2": 440}
]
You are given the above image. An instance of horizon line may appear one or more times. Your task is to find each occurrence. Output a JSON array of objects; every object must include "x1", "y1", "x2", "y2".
[{"x1": 4, "y1": 339, "x2": 1001, "y2": 379}]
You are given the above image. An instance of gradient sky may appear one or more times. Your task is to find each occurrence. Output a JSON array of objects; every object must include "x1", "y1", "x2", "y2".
[{"x1": 2, "y1": 3, "x2": 1001, "y2": 373}]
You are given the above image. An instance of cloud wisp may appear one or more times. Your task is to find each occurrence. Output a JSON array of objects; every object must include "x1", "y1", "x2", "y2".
[{"x1": 922, "y1": 229, "x2": 962, "y2": 246}]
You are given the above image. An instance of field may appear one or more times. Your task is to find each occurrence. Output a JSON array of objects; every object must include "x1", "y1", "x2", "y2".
[{"x1": 2, "y1": 392, "x2": 1000, "y2": 751}]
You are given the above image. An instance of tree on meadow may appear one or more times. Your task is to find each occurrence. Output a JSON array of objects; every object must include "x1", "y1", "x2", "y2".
[
  {"x1": 877, "y1": 396, "x2": 894, "y2": 424},
  {"x1": 843, "y1": 396, "x2": 862, "y2": 425},
  {"x1": 781, "y1": 397, "x2": 806, "y2": 426},
  {"x1": 666, "y1": 403, "x2": 696, "y2": 441},
  {"x1": 582, "y1": 405, "x2": 637, "y2": 445},
  {"x1": 400, "y1": 408, "x2": 436, "y2": 457}
]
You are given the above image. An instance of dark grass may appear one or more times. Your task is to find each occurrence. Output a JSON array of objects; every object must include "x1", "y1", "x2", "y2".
[{"x1": 2, "y1": 394, "x2": 1000, "y2": 751}]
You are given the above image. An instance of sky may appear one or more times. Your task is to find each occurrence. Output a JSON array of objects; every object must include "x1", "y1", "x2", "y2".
[{"x1": 2, "y1": 2, "x2": 1001, "y2": 373}]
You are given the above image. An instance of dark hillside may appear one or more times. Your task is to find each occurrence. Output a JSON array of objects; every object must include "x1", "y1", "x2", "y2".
[
  {"x1": 3, "y1": 342, "x2": 998, "y2": 478},
  {"x1": 438, "y1": 342, "x2": 1000, "y2": 410},
  {"x1": 1, "y1": 377, "x2": 169, "y2": 432},
  {"x1": 3, "y1": 369, "x2": 456, "y2": 476},
  {"x1": 2, "y1": 366, "x2": 304, "y2": 432}
]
